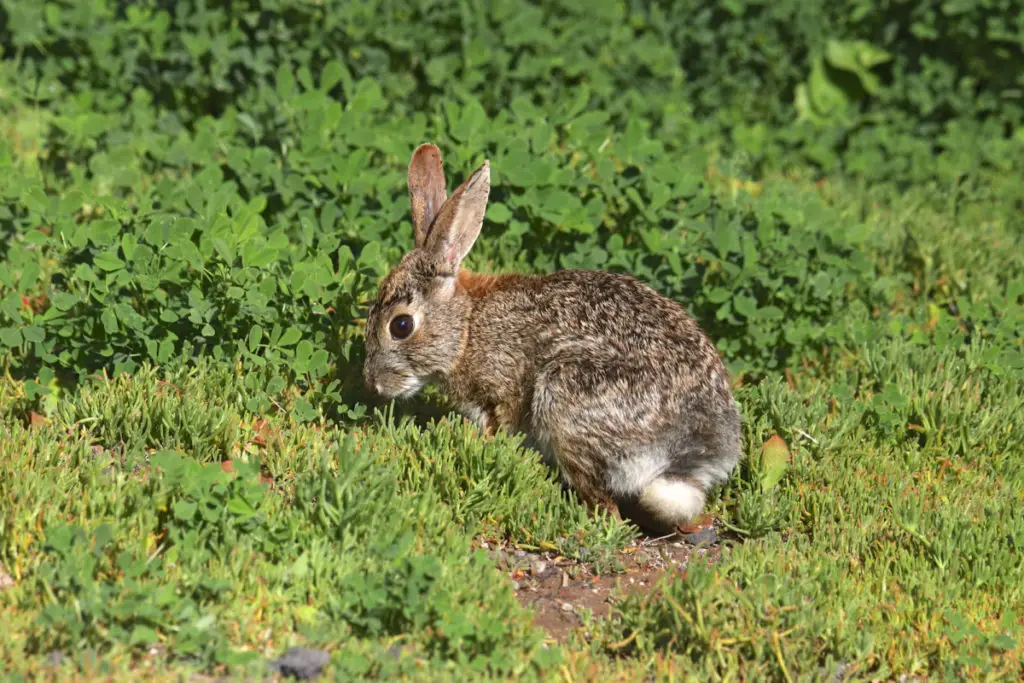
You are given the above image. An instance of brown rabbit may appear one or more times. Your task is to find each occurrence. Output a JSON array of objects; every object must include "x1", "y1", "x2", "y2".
[{"x1": 363, "y1": 143, "x2": 742, "y2": 534}]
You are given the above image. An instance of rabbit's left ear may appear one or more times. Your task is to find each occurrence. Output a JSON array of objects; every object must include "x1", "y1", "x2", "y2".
[
  {"x1": 423, "y1": 160, "x2": 490, "y2": 273},
  {"x1": 408, "y1": 143, "x2": 448, "y2": 248}
]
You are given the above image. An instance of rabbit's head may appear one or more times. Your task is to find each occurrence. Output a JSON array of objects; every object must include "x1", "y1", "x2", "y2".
[{"x1": 363, "y1": 144, "x2": 491, "y2": 399}]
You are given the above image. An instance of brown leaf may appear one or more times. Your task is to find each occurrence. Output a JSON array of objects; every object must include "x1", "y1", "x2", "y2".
[
  {"x1": 251, "y1": 419, "x2": 273, "y2": 447},
  {"x1": 678, "y1": 513, "x2": 714, "y2": 534}
]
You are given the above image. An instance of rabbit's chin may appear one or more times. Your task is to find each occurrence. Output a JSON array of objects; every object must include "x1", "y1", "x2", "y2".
[
  {"x1": 390, "y1": 376, "x2": 426, "y2": 400},
  {"x1": 369, "y1": 374, "x2": 426, "y2": 400}
]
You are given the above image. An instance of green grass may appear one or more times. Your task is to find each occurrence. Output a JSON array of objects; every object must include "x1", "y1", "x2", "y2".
[
  {"x1": 2, "y1": 0, "x2": 1024, "y2": 679},
  {"x1": 2, "y1": 179, "x2": 1022, "y2": 680}
]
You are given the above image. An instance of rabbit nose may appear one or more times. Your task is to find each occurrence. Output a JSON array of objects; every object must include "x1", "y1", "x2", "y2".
[{"x1": 363, "y1": 369, "x2": 382, "y2": 395}]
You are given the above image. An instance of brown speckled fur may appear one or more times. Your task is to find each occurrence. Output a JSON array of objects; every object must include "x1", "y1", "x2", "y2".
[{"x1": 363, "y1": 144, "x2": 742, "y2": 532}]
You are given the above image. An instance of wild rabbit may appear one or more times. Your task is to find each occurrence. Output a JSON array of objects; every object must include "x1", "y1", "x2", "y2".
[{"x1": 363, "y1": 143, "x2": 742, "y2": 534}]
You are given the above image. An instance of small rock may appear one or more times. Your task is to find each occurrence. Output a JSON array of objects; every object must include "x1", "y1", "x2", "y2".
[
  {"x1": 480, "y1": 542, "x2": 489, "y2": 550},
  {"x1": 267, "y1": 647, "x2": 330, "y2": 681},
  {"x1": 531, "y1": 560, "x2": 547, "y2": 576},
  {"x1": 682, "y1": 528, "x2": 719, "y2": 547},
  {"x1": 510, "y1": 580, "x2": 520, "y2": 591},
  {"x1": 514, "y1": 549, "x2": 526, "y2": 558},
  {"x1": 560, "y1": 602, "x2": 574, "y2": 612},
  {"x1": 0, "y1": 565, "x2": 13, "y2": 590},
  {"x1": 560, "y1": 571, "x2": 569, "y2": 588},
  {"x1": 46, "y1": 651, "x2": 64, "y2": 666}
]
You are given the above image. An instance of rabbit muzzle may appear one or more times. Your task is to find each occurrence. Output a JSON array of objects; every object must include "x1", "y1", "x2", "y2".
[{"x1": 363, "y1": 358, "x2": 424, "y2": 400}]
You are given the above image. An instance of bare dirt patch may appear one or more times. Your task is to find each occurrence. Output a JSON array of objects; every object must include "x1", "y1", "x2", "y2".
[{"x1": 475, "y1": 516, "x2": 725, "y2": 643}]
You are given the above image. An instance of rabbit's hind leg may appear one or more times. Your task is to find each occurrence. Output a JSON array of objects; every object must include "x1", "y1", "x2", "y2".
[{"x1": 553, "y1": 442, "x2": 622, "y2": 521}]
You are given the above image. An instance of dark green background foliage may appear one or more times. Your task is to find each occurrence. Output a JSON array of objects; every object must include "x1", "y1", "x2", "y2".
[
  {"x1": 1, "y1": 0, "x2": 1022, "y2": 680},
  {"x1": 1, "y1": 0, "x2": 1022, "y2": 396}
]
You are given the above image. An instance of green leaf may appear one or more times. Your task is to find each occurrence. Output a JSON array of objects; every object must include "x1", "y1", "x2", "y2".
[
  {"x1": 227, "y1": 496, "x2": 257, "y2": 518},
  {"x1": 21, "y1": 325, "x2": 44, "y2": 344},
  {"x1": 101, "y1": 308, "x2": 118, "y2": 334},
  {"x1": 277, "y1": 327, "x2": 302, "y2": 347},
  {"x1": 756, "y1": 306, "x2": 785, "y2": 321},
  {"x1": 487, "y1": 203, "x2": 513, "y2": 223},
  {"x1": 320, "y1": 59, "x2": 349, "y2": 92},
  {"x1": 94, "y1": 251, "x2": 125, "y2": 272},
  {"x1": 276, "y1": 63, "x2": 296, "y2": 99},
  {"x1": 0, "y1": 327, "x2": 22, "y2": 347},
  {"x1": 292, "y1": 398, "x2": 318, "y2": 423},
  {"x1": 129, "y1": 626, "x2": 159, "y2": 646},
  {"x1": 248, "y1": 325, "x2": 264, "y2": 353},
  {"x1": 707, "y1": 288, "x2": 732, "y2": 304},
  {"x1": 173, "y1": 500, "x2": 198, "y2": 521},
  {"x1": 991, "y1": 633, "x2": 1017, "y2": 651},
  {"x1": 733, "y1": 294, "x2": 758, "y2": 320},
  {"x1": 122, "y1": 233, "x2": 138, "y2": 262},
  {"x1": 242, "y1": 241, "x2": 277, "y2": 269}
]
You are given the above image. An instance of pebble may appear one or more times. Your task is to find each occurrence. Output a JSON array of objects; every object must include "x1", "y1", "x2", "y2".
[
  {"x1": 480, "y1": 542, "x2": 490, "y2": 550},
  {"x1": 560, "y1": 602, "x2": 574, "y2": 612},
  {"x1": 510, "y1": 580, "x2": 520, "y2": 591},
  {"x1": 514, "y1": 549, "x2": 526, "y2": 557},
  {"x1": 531, "y1": 560, "x2": 547, "y2": 576},
  {"x1": 832, "y1": 661, "x2": 851, "y2": 683},
  {"x1": 0, "y1": 565, "x2": 13, "y2": 590},
  {"x1": 267, "y1": 647, "x2": 330, "y2": 681},
  {"x1": 682, "y1": 528, "x2": 719, "y2": 546},
  {"x1": 46, "y1": 651, "x2": 64, "y2": 667}
]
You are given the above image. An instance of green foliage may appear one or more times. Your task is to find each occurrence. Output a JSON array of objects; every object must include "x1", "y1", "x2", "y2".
[{"x1": 1, "y1": 0, "x2": 1022, "y2": 392}]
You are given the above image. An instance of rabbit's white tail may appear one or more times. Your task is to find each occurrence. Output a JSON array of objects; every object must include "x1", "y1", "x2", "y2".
[{"x1": 639, "y1": 477, "x2": 706, "y2": 527}]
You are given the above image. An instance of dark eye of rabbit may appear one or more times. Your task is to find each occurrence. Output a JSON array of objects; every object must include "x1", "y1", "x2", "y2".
[{"x1": 389, "y1": 314, "x2": 414, "y2": 340}]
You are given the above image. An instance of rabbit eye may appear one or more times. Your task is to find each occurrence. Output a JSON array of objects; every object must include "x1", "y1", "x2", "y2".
[{"x1": 389, "y1": 314, "x2": 415, "y2": 340}]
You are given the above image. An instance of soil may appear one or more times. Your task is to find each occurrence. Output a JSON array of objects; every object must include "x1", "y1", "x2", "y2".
[{"x1": 474, "y1": 515, "x2": 726, "y2": 644}]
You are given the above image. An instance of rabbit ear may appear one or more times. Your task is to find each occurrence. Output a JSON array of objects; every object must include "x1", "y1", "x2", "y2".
[
  {"x1": 423, "y1": 160, "x2": 490, "y2": 273},
  {"x1": 408, "y1": 143, "x2": 448, "y2": 248}
]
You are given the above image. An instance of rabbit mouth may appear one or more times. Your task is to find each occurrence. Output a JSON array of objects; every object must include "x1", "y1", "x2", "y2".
[{"x1": 371, "y1": 374, "x2": 424, "y2": 400}]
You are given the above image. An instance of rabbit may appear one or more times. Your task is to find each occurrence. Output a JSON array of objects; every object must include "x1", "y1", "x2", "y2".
[{"x1": 363, "y1": 143, "x2": 742, "y2": 534}]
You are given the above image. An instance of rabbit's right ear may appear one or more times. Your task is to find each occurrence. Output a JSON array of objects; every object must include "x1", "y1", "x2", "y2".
[{"x1": 408, "y1": 143, "x2": 448, "y2": 248}]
